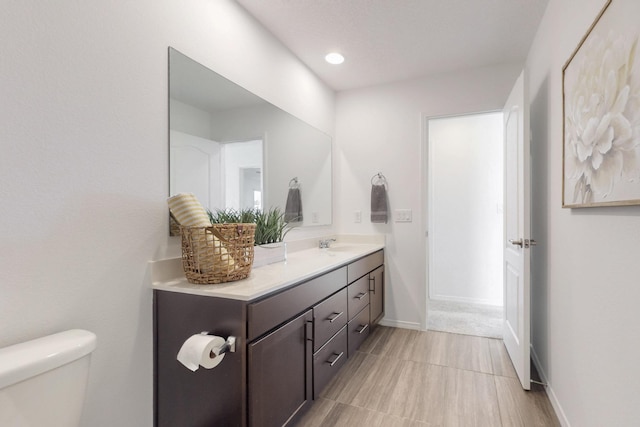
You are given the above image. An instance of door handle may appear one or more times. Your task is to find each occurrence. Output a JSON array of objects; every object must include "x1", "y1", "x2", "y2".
[
  {"x1": 509, "y1": 238, "x2": 538, "y2": 248},
  {"x1": 509, "y1": 239, "x2": 523, "y2": 247}
]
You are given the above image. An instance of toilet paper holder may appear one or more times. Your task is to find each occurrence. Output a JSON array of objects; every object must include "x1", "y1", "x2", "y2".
[{"x1": 203, "y1": 332, "x2": 236, "y2": 355}]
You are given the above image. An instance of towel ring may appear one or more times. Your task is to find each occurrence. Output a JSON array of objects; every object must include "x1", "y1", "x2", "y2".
[
  {"x1": 289, "y1": 177, "x2": 300, "y2": 188},
  {"x1": 371, "y1": 172, "x2": 387, "y2": 186}
]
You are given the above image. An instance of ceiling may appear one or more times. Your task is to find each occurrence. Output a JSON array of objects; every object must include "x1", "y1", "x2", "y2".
[{"x1": 235, "y1": 0, "x2": 549, "y2": 92}]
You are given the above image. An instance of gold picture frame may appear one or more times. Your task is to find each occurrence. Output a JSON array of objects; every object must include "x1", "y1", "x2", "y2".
[{"x1": 562, "y1": 0, "x2": 640, "y2": 208}]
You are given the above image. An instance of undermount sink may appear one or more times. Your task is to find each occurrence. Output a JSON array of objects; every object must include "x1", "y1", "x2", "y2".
[{"x1": 323, "y1": 245, "x2": 359, "y2": 253}]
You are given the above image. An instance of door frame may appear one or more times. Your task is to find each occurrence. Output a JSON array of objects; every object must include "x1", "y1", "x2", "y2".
[
  {"x1": 421, "y1": 109, "x2": 505, "y2": 310},
  {"x1": 422, "y1": 110, "x2": 504, "y2": 330}
]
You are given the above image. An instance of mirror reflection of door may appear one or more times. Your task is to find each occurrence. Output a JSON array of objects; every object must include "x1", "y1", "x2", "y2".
[
  {"x1": 169, "y1": 130, "x2": 221, "y2": 211},
  {"x1": 240, "y1": 167, "x2": 262, "y2": 210},
  {"x1": 221, "y1": 139, "x2": 263, "y2": 211},
  {"x1": 169, "y1": 133, "x2": 262, "y2": 213}
]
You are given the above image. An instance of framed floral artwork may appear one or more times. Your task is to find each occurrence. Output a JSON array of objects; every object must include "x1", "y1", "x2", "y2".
[{"x1": 563, "y1": 0, "x2": 640, "y2": 207}]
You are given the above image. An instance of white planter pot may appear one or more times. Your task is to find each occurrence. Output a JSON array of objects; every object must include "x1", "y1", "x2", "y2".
[{"x1": 253, "y1": 242, "x2": 287, "y2": 268}]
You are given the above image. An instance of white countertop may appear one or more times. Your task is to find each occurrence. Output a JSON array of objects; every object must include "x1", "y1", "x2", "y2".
[{"x1": 150, "y1": 240, "x2": 384, "y2": 302}]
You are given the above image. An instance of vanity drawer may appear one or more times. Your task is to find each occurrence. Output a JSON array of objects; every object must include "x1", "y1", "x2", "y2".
[
  {"x1": 248, "y1": 267, "x2": 347, "y2": 341},
  {"x1": 348, "y1": 305, "x2": 370, "y2": 357},
  {"x1": 313, "y1": 288, "x2": 348, "y2": 352},
  {"x1": 347, "y1": 275, "x2": 370, "y2": 319},
  {"x1": 313, "y1": 326, "x2": 348, "y2": 397},
  {"x1": 347, "y1": 250, "x2": 384, "y2": 283}
]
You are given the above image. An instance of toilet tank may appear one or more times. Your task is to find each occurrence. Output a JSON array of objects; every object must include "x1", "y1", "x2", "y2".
[{"x1": 0, "y1": 329, "x2": 97, "y2": 427}]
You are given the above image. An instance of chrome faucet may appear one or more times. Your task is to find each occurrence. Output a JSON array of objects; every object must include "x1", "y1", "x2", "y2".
[{"x1": 319, "y1": 238, "x2": 336, "y2": 249}]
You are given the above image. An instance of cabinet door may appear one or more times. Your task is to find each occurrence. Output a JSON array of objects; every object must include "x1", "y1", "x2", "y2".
[
  {"x1": 369, "y1": 266, "x2": 384, "y2": 325},
  {"x1": 248, "y1": 310, "x2": 313, "y2": 427}
]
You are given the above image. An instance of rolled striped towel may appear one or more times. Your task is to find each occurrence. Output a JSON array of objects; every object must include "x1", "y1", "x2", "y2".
[
  {"x1": 167, "y1": 193, "x2": 235, "y2": 272},
  {"x1": 167, "y1": 193, "x2": 210, "y2": 226}
]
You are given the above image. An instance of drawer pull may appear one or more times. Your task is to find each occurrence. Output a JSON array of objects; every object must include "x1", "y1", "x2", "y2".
[
  {"x1": 355, "y1": 292, "x2": 367, "y2": 300},
  {"x1": 369, "y1": 277, "x2": 376, "y2": 293},
  {"x1": 356, "y1": 324, "x2": 369, "y2": 334},
  {"x1": 327, "y1": 351, "x2": 344, "y2": 367},
  {"x1": 327, "y1": 311, "x2": 344, "y2": 323}
]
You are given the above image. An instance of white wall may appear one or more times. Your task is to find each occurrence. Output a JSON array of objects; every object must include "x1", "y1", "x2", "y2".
[
  {"x1": 428, "y1": 113, "x2": 504, "y2": 306},
  {"x1": 0, "y1": 1, "x2": 334, "y2": 426},
  {"x1": 527, "y1": 0, "x2": 640, "y2": 425},
  {"x1": 170, "y1": 99, "x2": 211, "y2": 139},
  {"x1": 335, "y1": 63, "x2": 522, "y2": 329}
]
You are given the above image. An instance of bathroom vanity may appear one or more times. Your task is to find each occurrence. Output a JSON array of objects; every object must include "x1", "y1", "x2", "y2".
[{"x1": 152, "y1": 243, "x2": 384, "y2": 427}]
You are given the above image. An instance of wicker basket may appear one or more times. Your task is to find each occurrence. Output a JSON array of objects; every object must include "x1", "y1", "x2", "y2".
[{"x1": 179, "y1": 223, "x2": 256, "y2": 284}]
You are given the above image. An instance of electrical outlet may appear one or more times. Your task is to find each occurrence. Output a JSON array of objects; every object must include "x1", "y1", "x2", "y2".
[
  {"x1": 394, "y1": 209, "x2": 413, "y2": 222},
  {"x1": 354, "y1": 210, "x2": 362, "y2": 223},
  {"x1": 312, "y1": 212, "x2": 319, "y2": 223}
]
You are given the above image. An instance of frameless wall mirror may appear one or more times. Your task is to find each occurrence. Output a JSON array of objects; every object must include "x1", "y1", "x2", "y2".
[{"x1": 168, "y1": 47, "x2": 332, "y2": 232}]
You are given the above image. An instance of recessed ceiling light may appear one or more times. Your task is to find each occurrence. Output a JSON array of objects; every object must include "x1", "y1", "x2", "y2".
[{"x1": 325, "y1": 53, "x2": 345, "y2": 65}]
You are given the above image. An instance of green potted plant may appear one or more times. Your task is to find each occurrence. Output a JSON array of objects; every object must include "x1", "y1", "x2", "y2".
[{"x1": 208, "y1": 207, "x2": 296, "y2": 267}]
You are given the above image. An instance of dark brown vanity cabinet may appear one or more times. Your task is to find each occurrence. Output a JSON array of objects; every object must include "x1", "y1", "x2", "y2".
[
  {"x1": 313, "y1": 325, "x2": 348, "y2": 396},
  {"x1": 347, "y1": 250, "x2": 385, "y2": 328},
  {"x1": 311, "y1": 287, "x2": 349, "y2": 397},
  {"x1": 248, "y1": 310, "x2": 313, "y2": 427},
  {"x1": 346, "y1": 275, "x2": 370, "y2": 357},
  {"x1": 369, "y1": 265, "x2": 384, "y2": 324},
  {"x1": 154, "y1": 249, "x2": 384, "y2": 427},
  {"x1": 313, "y1": 288, "x2": 348, "y2": 352}
]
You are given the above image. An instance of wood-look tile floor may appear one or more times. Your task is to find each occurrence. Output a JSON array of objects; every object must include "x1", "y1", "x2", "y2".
[{"x1": 297, "y1": 326, "x2": 560, "y2": 427}]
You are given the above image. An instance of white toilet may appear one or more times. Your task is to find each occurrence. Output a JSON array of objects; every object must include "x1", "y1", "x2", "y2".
[{"x1": 0, "y1": 329, "x2": 97, "y2": 427}]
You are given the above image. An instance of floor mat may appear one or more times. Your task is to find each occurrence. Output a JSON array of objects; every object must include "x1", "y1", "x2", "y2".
[{"x1": 428, "y1": 300, "x2": 503, "y2": 338}]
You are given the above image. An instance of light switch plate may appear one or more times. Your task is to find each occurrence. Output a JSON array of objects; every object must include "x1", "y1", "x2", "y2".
[{"x1": 394, "y1": 209, "x2": 413, "y2": 222}]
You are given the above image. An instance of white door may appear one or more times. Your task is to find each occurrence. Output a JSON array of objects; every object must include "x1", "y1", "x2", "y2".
[
  {"x1": 503, "y1": 70, "x2": 532, "y2": 390},
  {"x1": 170, "y1": 130, "x2": 222, "y2": 211}
]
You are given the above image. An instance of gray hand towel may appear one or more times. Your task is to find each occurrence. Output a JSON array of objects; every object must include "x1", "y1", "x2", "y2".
[
  {"x1": 285, "y1": 187, "x2": 303, "y2": 222},
  {"x1": 371, "y1": 184, "x2": 388, "y2": 223}
]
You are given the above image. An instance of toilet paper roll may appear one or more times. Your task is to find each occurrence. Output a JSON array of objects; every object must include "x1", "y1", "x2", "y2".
[{"x1": 177, "y1": 334, "x2": 226, "y2": 371}]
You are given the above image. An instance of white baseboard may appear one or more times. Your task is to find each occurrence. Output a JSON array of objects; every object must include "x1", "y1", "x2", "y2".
[
  {"x1": 378, "y1": 318, "x2": 423, "y2": 331},
  {"x1": 530, "y1": 345, "x2": 570, "y2": 427},
  {"x1": 429, "y1": 295, "x2": 503, "y2": 307}
]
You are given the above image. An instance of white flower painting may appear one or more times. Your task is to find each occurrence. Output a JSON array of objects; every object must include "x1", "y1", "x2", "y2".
[{"x1": 563, "y1": 0, "x2": 640, "y2": 207}]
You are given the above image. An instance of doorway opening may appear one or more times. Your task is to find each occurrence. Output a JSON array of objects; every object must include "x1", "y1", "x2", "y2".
[
  {"x1": 426, "y1": 112, "x2": 504, "y2": 338},
  {"x1": 221, "y1": 139, "x2": 263, "y2": 211}
]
